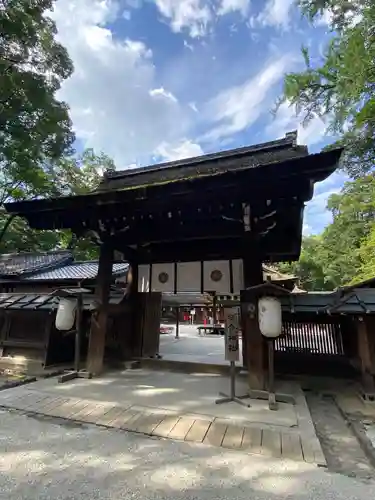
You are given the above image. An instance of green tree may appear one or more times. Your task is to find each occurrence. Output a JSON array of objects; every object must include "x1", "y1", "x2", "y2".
[
  {"x1": 278, "y1": 174, "x2": 375, "y2": 289},
  {"x1": 278, "y1": 236, "x2": 331, "y2": 291},
  {"x1": 0, "y1": 0, "x2": 75, "y2": 183},
  {"x1": 352, "y1": 222, "x2": 375, "y2": 283},
  {"x1": 0, "y1": 149, "x2": 114, "y2": 258},
  {"x1": 278, "y1": 0, "x2": 375, "y2": 177},
  {"x1": 319, "y1": 174, "x2": 375, "y2": 286}
]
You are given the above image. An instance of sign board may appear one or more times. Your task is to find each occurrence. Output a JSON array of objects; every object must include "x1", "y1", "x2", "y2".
[
  {"x1": 224, "y1": 307, "x2": 240, "y2": 362},
  {"x1": 190, "y1": 309, "x2": 196, "y2": 316}
]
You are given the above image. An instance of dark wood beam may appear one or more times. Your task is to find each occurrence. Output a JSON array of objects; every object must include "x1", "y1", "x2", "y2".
[
  {"x1": 86, "y1": 241, "x2": 114, "y2": 375},
  {"x1": 25, "y1": 175, "x2": 312, "y2": 231},
  {"x1": 116, "y1": 237, "x2": 243, "y2": 264},
  {"x1": 241, "y1": 238, "x2": 266, "y2": 390}
]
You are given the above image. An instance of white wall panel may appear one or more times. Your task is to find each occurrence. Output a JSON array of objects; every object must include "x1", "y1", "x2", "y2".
[
  {"x1": 138, "y1": 264, "x2": 150, "y2": 292},
  {"x1": 232, "y1": 259, "x2": 243, "y2": 294},
  {"x1": 203, "y1": 260, "x2": 230, "y2": 294},
  {"x1": 176, "y1": 262, "x2": 201, "y2": 292},
  {"x1": 151, "y1": 263, "x2": 175, "y2": 292}
]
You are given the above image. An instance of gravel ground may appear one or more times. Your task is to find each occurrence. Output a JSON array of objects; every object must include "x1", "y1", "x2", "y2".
[{"x1": 1, "y1": 409, "x2": 375, "y2": 500}]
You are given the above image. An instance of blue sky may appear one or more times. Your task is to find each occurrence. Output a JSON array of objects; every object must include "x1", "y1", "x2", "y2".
[{"x1": 50, "y1": 0, "x2": 347, "y2": 235}]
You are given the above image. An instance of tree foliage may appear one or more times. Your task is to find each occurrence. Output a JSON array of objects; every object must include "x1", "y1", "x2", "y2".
[
  {"x1": 278, "y1": 0, "x2": 375, "y2": 177},
  {"x1": 0, "y1": 0, "x2": 75, "y2": 180},
  {"x1": 280, "y1": 174, "x2": 375, "y2": 289},
  {"x1": 278, "y1": 236, "x2": 332, "y2": 291},
  {"x1": 0, "y1": 149, "x2": 114, "y2": 258},
  {"x1": 0, "y1": 3, "x2": 113, "y2": 260}
]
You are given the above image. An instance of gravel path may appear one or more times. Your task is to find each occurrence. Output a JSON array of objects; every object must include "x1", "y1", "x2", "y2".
[{"x1": 1, "y1": 408, "x2": 375, "y2": 500}]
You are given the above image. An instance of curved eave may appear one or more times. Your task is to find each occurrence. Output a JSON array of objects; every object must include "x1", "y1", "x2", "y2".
[{"x1": 4, "y1": 147, "x2": 343, "y2": 223}]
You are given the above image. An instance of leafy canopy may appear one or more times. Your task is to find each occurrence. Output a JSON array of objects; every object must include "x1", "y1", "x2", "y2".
[
  {"x1": 0, "y1": 149, "x2": 114, "y2": 259},
  {"x1": 279, "y1": 174, "x2": 375, "y2": 289},
  {"x1": 278, "y1": 0, "x2": 375, "y2": 177},
  {"x1": 0, "y1": 0, "x2": 75, "y2": 182}
]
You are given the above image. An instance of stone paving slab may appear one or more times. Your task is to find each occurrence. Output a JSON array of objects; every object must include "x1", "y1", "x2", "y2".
[{"x1": 0, "y1": 387, "x2": 324, "y2": 465}]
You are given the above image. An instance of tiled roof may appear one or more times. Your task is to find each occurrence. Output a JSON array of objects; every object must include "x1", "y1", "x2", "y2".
[
  {"x1": 262, "y1": 264, "x2": 296, "y2": 282},
  {"x1": 0, "y1": 251, "x2": 73, "y2": 278},
  {"x1": 24, "y1": 261, "x2": 129, "y2": 281},
  {"x1": 98, "y1": 132, "x2": 307, "y2": 192},
  {"x1": 0, "y1": 291, "x2": 125, "y2": 311}
]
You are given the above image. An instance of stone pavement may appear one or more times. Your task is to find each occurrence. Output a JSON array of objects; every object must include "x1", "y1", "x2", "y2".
[
  {"x1": 0, "y1": 369, "x2": 325, "y2": 466},
  {"x1": 0, "y1": 387, "x2": 317, "y2": 463},
  {"x1": 2, "y1": 409, "x2": 375, "y2": 500}
]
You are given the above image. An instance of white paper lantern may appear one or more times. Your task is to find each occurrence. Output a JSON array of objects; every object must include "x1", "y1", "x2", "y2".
[
  {"x1": 258, "y1": 296, "x2": 282, "y2": 338},
  {"x1": 55, "y1": 298, "x2": 77, "y2": 331}
]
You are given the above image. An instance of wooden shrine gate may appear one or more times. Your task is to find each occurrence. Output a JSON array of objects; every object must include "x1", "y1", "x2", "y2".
[{"x1": 3, "y1": 132, "x2": 343, "y2": 387}]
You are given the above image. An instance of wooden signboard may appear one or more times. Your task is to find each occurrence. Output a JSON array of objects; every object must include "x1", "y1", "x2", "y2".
[{"x1": 224, "y1": 307, "x2": 240, "y2": 362}]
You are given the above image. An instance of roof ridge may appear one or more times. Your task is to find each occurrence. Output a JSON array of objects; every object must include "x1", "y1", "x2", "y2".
[
  {"x1": 0, "y1": 249, "x2": 72, "y2": 260},
  {"x1": 99, "y1": 131, "x2": 301, "y2": 183},
  {"x1": 0, "y1": 250, "x2": 74, "y2": 278},
  {"x1": 69, "y1": 260, "x2": 128, "y2": 265}
]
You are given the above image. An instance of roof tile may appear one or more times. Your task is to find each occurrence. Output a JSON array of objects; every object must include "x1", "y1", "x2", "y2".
[
  {"x1": 0, "y1": 251, "x2": 73, "y2": 277},
  {"x1": 24, "y1": 261, "x2": 129, "y2": 281}
]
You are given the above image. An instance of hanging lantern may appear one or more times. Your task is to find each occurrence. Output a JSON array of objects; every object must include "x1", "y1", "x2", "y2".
[
  {"x1": 258, "y1": 297, "x2": 282, "y2": 338},
  {"x1": 55, "y1": 298, "x2": 77, "y2": 331}
]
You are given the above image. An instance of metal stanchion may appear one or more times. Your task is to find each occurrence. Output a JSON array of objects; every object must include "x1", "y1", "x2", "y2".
[
  {"x1": 175, "y1": 306, "x2": 180, "y2": 339},
  {"x1": 215, "y1": 307, "x2": 251, "y2": 408}
]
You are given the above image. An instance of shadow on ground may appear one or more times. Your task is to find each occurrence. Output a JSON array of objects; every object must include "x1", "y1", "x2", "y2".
[{"x1": 1, "y1": 408, "x2": 375, "y2": 500}]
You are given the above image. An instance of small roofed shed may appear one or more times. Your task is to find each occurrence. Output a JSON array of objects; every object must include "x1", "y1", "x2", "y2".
[
  {"x1": 0, "y1": 290, "x2": 126, "y2": 373},
  {"x1": 4, "y1": 132, "x2": 343, "y2": 385},
  {"x1": 0, "y1": 250, "x2": 129, "y2": 293}
]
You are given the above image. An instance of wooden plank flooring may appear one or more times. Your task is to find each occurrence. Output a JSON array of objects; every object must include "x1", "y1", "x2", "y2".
[{"x1": 0, "y1": 390, "x2": 310, "y2": 464}]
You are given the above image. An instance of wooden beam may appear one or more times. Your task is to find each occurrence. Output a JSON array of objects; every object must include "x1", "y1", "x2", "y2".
[
  {"x1": 27, "y1": 174, "x2": 312, "y2": 232},
  {"x1": 117, "y1": 237, "x2": 245, "y2": 263},
  {"x1": 357, "y1": 317, "x2": 375, "y2": 394},
  {"x1": 87, "y1": 241, "x2": 114, "y2": 375},
  {"x1": 241, "y1": 237, "x2": 266, "y2": 391},
  {"x1": 127, "y1": 263, "x2": 142, "y2": 357}
]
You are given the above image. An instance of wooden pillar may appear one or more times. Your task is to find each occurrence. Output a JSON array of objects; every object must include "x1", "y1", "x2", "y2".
[
  {"x1": 140, "y1": 292, "x2": 162, "y2": 357},
  {"x1": 175, "y1": 307, "x2": 180, "y2": 339},
  {"x1": 241, "y1": 247, "x2": 265, "y2": 391},
  {"x1": 127, "y1": 262, "x2": 141, "y2": 357},
  {"x1": 357, "y1": 316, "x2": 375, "y2": 394},
  {"x1": 87, "y1": 241, "x2": 114, "y2": 375},
  {"x1": 212, "y1": 292, "x2": 217, "y2": 325}
]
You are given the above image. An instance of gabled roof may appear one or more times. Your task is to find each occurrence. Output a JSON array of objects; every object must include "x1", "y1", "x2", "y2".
[
  {"x1": 3, "y1": 134, "x2": 343, "y2": 219},
  {"x1": 0, "y1": 250, "x2": 128, "y2": 283},
  {"x1": 262, "y1": 265, "x2": 296, "y2": 283},
  {"x1": 24, "y1": 261, "x2": 129, "y2": 282},
  {"x1": 98, "y1": 131, "x2": 306, "y2": 191},
  {"x1": 0, "y1": 291, "x2": 125, "y2": 311},
  {"x1": 0, "y1": 250, "x2": 73, "y2": 278}
]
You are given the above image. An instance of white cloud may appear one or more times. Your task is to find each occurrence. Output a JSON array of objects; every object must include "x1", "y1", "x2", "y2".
[
  {"x1": 203, "y1": 56, "x2": 293, "y2": 142},
  {"x1": 302, "y1": 223, "x2": 311, "y2": 236},
  {"x1": 254, "y1": 0, "x2": 295, "y2": 29},
  {"x1": 150, "y1": 0, "x2": 252, "y2": 38},
  {"x1": 50, "y1": 0, "x2": 192, "y2": 168},
  {"x1": 153, "y1": 0, "x2": 212, "y2": 37},
  {"x1": 315, "y1": 7, "x2": 363, "y2": 28},
  {"x1": 155, "y1": 139, "x2": 204, "y2": 161},
  {"x1": 315, "y1": 9, "x2": 333, "y2": 26},
  {"x1": 266, "y1": 101, "x2": 330, "y2": 148},
  {"x1": 304, "y1": 171, "x2": 347, "y2": 233},
  {"x1": 149, "y1": 87, "x2": 178, "y2": 103},
  {"x1": 304, "y1": 188, "x2": 337, "y2": 234},
  {"x1": 218, "y1": 0, "x2": 251, "y2": 17}
]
